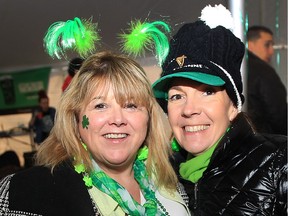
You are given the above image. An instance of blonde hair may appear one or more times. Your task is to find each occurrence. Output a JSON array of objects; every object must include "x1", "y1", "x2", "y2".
[{"x1": 36, "y1": 51, "x2": 177, "y2": 190}]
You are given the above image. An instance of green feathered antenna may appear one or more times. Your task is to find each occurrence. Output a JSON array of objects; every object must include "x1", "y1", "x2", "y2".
[
  {"x1": 44, "y1": 17, "x2": 100, "y2": 59},
  {"x1": 120, "y1": 20, "x2": 171, "y2": 65}
]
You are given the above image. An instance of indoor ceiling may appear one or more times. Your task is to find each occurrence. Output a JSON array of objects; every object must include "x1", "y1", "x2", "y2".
[
  {"x1": 0, "y1": 0, "x2": 228, "y2": 71},
  {"x1": 0, "y1": 0, "x2": 286, "y2": 76}
]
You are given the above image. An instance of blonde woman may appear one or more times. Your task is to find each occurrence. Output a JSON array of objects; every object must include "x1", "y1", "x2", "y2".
[{"x1": 0, "y1": 51, "x2": 190, "y2": 216}]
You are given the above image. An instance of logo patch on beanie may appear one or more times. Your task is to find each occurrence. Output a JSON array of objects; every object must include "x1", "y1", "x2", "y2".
[{"x1": 176, "y1": 55, "x2": 187, "y2": 67}]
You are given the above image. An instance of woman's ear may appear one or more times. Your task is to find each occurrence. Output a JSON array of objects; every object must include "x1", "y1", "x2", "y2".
[{"x1": 228, "y1": 104, "x2": 238, "y2": 122}]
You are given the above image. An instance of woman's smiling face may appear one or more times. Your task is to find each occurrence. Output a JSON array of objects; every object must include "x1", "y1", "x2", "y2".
[
  {"x1": 78, "y1": 85, "x2": 149, "y2": 170},
  {"x1": 167, "y1": 78, "x2": 237, "y2": 156}
]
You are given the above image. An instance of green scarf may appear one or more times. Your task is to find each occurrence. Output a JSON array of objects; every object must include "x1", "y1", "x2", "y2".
[
  {"x1": 179, "y1": 128, "x2": 229, "y2": 183},
  {"x1": 179, "y1": 143, "x2": 217, "y2": 183},
  {"x1": 90, "y1": 159, "x2": 165, "y2": 216}
]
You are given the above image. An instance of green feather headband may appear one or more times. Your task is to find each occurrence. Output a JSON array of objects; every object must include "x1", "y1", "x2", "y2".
[
  {"x1": 119, "y1": 20, "x2": 171, "y2": 65},
  {"x1": 44, "y1": 17, "x2": 100, "y2": 59}
]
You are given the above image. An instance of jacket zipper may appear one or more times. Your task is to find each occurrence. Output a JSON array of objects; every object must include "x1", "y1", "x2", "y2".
[{"x1": 193, "y1": 182, "x2": 198, "y2": 210}]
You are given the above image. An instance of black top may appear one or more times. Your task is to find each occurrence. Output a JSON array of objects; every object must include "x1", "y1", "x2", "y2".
[
  {"x1": 247, "y1": 51, "x2": 287, "y2": 135},
  {"x1": 0, "y1": 162, "x2": 96, "y2": 216}
]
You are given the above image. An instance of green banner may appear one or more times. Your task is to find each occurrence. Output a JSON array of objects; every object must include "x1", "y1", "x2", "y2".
[{"x1": 0, "y1": 67, "x2": 51, "y2": 115}]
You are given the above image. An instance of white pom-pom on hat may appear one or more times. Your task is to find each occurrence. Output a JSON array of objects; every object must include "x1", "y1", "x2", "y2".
[{"x1": 199, "y1": 4, "x2": 234, "y2": 31}]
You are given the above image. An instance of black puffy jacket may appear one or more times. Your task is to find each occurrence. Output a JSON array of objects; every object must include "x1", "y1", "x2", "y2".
[{"x1": 171, "y1": 113, "x2": 287, "y2": 215}]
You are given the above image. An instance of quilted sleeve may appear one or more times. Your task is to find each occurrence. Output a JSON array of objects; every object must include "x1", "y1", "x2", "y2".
[{"x1": 275, "y1": 146, "x2": 287, "y2": 215}]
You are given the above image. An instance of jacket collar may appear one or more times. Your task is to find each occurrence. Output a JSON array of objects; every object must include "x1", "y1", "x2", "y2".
[{"x1": 210, "y1": 112, "x2": 255, "y2": 167}]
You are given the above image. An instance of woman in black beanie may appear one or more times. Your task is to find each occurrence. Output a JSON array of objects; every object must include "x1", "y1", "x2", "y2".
[{"x1": 152, "y1": 4, "x2": 287, "y2": 215}]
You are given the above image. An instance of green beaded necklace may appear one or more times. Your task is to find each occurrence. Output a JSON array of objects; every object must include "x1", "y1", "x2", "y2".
[{"x1": 74, "y1": 146, "x2": 170, "y2": 215}]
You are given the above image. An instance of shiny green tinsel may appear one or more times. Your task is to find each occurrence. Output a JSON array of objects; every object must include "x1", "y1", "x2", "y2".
[
  {"x1": 120, "y1": 20, "x2": 171, "y2": 65},
  {"x1": 44, "y1": 17, "x2": 100, "y2": 59}
]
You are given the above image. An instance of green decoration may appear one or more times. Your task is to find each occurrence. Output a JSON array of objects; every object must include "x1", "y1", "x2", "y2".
[
  {"x1": 74, "y1": 163, "x2": 85, "y2": 174},
  {"x1": 43, "y1": 17, "x2": 100, "y2": 59},
  {"x1": 119, "y1": 20, "x2": 171, "y2": 65},
  {"x1": 73, "y1": 143, "x2": 167, "y2": 214},
  {"x1": 74, "y1": 141, "x2": 93, "y2": 187},
  {"x1": 171, "y1": 138, "x2": 180, "y2": 152},
  {"x1": 81, "y1": 142, "x2": 88, "y2": 150},
  {"x1": 83, "y1": 175, "x2": 93, "y2": 187},
  {"x1": 82, "y1": 115, "x2": 89, "y2": 129},
  {"x1": 137, "y1": 146, "x2": 148, "y2": 160},
  {"x1": 74, "y1": 162, "x2": 93, "y2": 187}
]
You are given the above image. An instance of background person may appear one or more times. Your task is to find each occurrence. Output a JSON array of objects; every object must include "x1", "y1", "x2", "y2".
[
  {"x1": 152, "y1": 5, "x2": 287, "y2": 215},
  {"x1": 62, "y1": 57, "x2": 84, "y2": 92},
  {"x1": 28, "y1": 90, "x2": 56, "y2": 145},
  {"x1": 247, "y1": 25, "x2": 287, "y2": 135},
  {"x1": 0, "y1": 51, "x2": 190, "y2": 215}
]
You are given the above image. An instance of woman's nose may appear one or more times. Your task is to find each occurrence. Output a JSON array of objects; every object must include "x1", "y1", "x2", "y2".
[
  {"x1": 181, "y1": 96, "x2": 201, "y2": 117},
  {"x1": 109, "y1": 107, "x2": 127, "y2": 126}
]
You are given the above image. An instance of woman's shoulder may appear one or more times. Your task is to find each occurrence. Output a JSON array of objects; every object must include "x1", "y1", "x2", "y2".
[
  {"x1": 0, "y1": 166, "x2": 55, "y2": 214},
  {"x1": 5, "y1": 162, "x2": 79, "y2": 192},
  {"x1": 5, "y1": 166, "x2": 54, "y2": 195},
  {"x1": 253, "y1": 133, "x2": 287, "y2": 153},
  {"x1": 240, "y1": 133, "x2": 287, "y2": 172},
  {"x1": 0, "y1": 167, "x2": 51, "y2": 194},
  {"x1": 260, "y1": 133, "x2": 287, "y2": 161},
  {"x1": 0, "y1": 164, "x2": 96, "y2": 215}
]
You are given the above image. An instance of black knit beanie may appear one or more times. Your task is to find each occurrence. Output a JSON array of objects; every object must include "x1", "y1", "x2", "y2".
[{"x1": 152, "y1": 5, "x2": 245, "y2": 112}]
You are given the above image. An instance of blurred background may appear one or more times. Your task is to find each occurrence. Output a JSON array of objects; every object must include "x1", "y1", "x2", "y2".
[{"x1": 0, "y1": 0, "x2": 286, "y2": 168}]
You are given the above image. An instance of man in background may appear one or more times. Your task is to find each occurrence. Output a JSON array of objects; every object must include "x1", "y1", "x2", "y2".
[{"x1": 247, "y1": 26, "x2": 287, "y2": 135}]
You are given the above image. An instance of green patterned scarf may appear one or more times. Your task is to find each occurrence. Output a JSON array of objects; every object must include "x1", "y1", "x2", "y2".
[{"x1": 90, "y1": 159, "x2": 165, "y2": 215}]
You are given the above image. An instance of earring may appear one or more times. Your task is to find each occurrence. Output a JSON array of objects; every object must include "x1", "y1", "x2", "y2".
[{"x1": 171, "y1": 138, "x2": 180, "y2": 152}]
